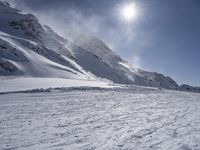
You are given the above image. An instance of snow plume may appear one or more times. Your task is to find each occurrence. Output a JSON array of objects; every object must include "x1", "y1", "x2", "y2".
[
  {"x1": 130, "y1": 55, "x2": 141, "y2": 68},
  {"x1": 7, "y1": 0, "x2": 105, "y2": 40},
  {"x1": 7, "y1": 0, "x2": 143, "y2": 68}
]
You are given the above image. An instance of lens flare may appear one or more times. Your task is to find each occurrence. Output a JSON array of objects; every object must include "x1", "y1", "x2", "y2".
[{"x1": 120, "y1": 2, "x2": 138, "y2": 23}]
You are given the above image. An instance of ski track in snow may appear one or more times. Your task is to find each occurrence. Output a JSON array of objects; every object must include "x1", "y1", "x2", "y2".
[{"x1": 0, "y1": 90, "x2": 200, "y2": 150}]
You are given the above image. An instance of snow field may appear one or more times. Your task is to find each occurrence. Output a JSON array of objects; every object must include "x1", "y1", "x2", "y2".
[{"x1": 1, "y1": 89, "x2": 200, "y2": 150}]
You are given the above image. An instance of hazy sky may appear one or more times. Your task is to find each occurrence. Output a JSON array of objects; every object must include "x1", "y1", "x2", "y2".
[{"x1": 9, "y1": 0, "x2": 200, "y2": 86}]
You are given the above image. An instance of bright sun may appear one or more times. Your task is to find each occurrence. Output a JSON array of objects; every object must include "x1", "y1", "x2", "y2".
[{"x1": 120, "y1": 3, "x2": 138, "y2": 22}]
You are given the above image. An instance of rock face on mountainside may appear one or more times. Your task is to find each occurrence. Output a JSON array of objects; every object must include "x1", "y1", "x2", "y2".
[
  {"x1": 178, "y1": 84, "x2": 200, "y2": 93},
  {"x1": 0, "y1": 0, "x2": 196, "y2": 90}
]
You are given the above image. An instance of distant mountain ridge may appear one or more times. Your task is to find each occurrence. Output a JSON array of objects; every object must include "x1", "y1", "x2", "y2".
[{"x1": 0, "y1": 1, "x2": 199, "y2": 92}]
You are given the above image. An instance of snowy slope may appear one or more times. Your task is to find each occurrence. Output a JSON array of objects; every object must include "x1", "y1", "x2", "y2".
[
  {"x1": 0, "y1": 1, "x2": 95, "y2": 80},
  {"x1": 71, "y1": 34, "x2": 178, "y2": 89},
  {"x1": 0, "y1": 31, "x2": 92, "y2": 79},
  {"x1": 0, "y1": 1, "x2": 196, "y2": 90}
]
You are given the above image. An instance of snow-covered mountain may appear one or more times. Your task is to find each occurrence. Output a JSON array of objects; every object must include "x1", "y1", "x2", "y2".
[
  {"x1": 0, "y1": 1, "x2": 190, "y2": 90},
  {"x1": 0, "y1": 1, "x2": 94, "y2": 80}
]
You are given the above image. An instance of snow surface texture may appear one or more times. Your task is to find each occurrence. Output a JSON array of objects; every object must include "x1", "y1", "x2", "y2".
[
  {"x1": 0, "y1": 1, "x2": 180, "y2": 90},
  {"x1": 1, "y1": 89, "x2": 200, "y2": 150}
]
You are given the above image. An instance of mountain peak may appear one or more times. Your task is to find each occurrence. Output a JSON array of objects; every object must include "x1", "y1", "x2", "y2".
[{"x1": 0, "y1": 2, "x2": 45, "y2": 41}]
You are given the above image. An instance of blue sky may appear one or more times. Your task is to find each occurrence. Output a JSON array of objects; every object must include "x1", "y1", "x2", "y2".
[{"x1": 10, "y1": 0, "x2": 200, "y2": 86}]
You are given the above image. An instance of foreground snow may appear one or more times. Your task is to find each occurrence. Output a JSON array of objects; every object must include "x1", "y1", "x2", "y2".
[{"x1": 1, "y1": 89, "x2": 200, "y2": 150}]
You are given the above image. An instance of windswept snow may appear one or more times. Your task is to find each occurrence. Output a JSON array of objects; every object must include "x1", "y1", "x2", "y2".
[{"x1": 0, "y1": 89, "x2": 200, "y2": 150}]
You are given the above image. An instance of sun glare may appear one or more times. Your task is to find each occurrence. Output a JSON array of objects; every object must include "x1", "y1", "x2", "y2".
[{"x1": 120, "y1": 2, "x2": 138, "y2": 23}]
